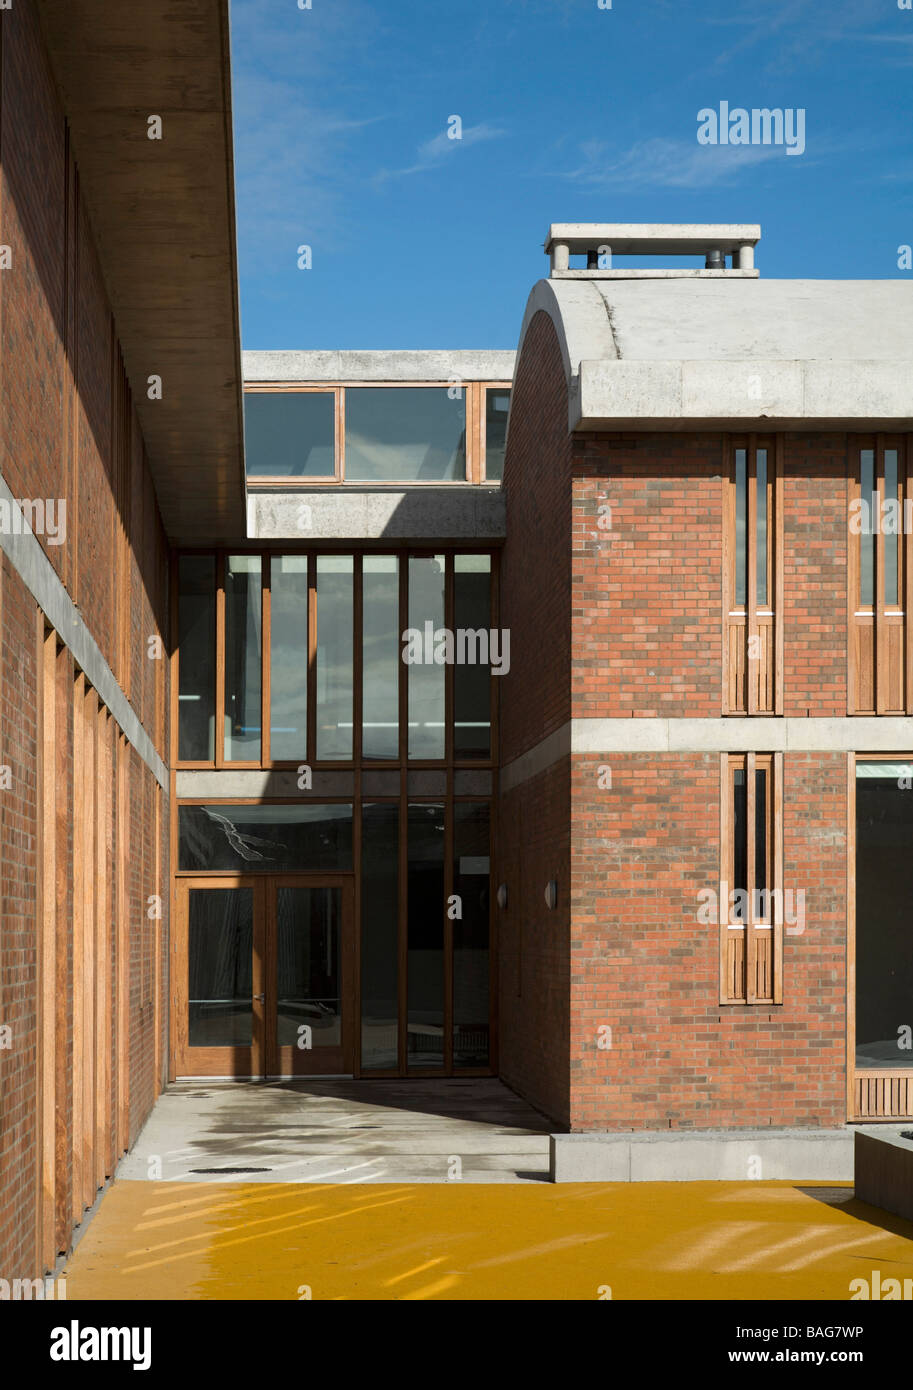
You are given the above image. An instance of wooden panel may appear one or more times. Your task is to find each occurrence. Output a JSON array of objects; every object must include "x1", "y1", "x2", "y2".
[
  {"x1": 116, "y1": 735, "x2": 130, "y2": 1154},
  {"x1": 854, "y1": 1074, "x2": 913, "y2": 1120},
  {"x1": 39, "y1": 626, "x2": 57, "y2": 1271},
  {"x1": 54, "y1": 645, "x2": 70, "y2": 1253},
  {"x1": 81, "y1": 685, "x2": 97, "y2": 1212},
  {"x1": 94, "y1": 705, "x2": 109, "y2": 1190},
  {"x1": 71, "y1": 674, "x2": 85, "y2": 1223}
]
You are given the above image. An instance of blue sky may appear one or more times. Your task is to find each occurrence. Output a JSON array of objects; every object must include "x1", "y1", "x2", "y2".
[{"x1": 230, "y1": 0, "x2": 913, "y2": 350}]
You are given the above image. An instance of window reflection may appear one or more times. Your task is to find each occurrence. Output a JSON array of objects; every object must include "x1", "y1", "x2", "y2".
[
  {"x1": 244, "y1": 391, "x2": 335, "y2": 478},
  {"x1": 270, "y1": 556, "x2": 308, "y2": 761},
  {"x1": 484, "y1": 389, "x2": 510, "y2": 481},
  {"x1": 407, "y1": 556, "x2": 445, "y2": 759},
  {"x1": 178, "y1": 555, "x2": 215, "y2": 761},
  {"x1": 224, "y1": 555, "x2": 262, "y2": 762},
  {"x1": 362, "y1": 557, "x2": 399, "y2": 761},
  {"x1": 316, "y1": 556, "x2": 353, "y2": 759},
  {"x1": 345, "y1": 388, "x2": 466, "y2": 481}
]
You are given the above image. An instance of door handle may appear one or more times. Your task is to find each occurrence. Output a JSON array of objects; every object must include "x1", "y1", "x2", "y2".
[{"x1": 254, "y1": 993, "x2": 265, "y2": 1002}]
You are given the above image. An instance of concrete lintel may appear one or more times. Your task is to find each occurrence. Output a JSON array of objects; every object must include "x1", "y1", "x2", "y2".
[
  {"x1": 176, "y1": 770, "x2": 355, "y2": 798},
  {"x1": 243, "y1": 349, "x2": 515, "y2": 383},
  {"x1": 551, "y1": 1129, "x2": 853, "y2": 1183},
  {"x1": 247, "y1": 488, "x2": 506, "y2": 542}
]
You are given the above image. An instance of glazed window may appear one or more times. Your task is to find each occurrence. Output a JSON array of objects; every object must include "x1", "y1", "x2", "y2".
[
  {"x1": 345, "y1": 388, "x2": 466, "y2": 481},
  {"x1": 244, "y1": 390, "x2": 336, "y2": 479},
  {"x1": 724, "y1": 437, "x2": 779, "y2": 714},
  {"x1": 483, "y1": 388, "x2": 511, "y2": 481},
  {"x1": 720, "y1": 753, "x2": 782, "y2": 1005}
]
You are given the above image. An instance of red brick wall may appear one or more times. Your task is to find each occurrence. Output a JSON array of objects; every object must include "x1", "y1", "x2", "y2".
[
  {"x1": 499, "y1": 761, "x2": 571, "y2": 1127},
  {"x1": 499, "y1": 310, "x2": 572, "y2": 763},
  {"x1": 573, "y1": 434, "x2": 725, "y2": 718},
  {"x1": 497, "y1": 310, "x2": 573, "y2": 1123},
  {"x1": 0, "y1": 559, "x2": 39, "y2": 1273},
  {"x1": 0, "y1": 2, "x2": 170, "y2": 1277},
  {"x1": 782, "y1": 435, "x2": 848, "y2": 716},
  {"x1": 568, "y1": 752, "x2": 846, "y2": 1130}
]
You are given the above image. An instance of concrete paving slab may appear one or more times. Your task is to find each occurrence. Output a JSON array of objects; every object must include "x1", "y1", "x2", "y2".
[{"x1": 118, "y1": 1079, "x2": 552, "y2": 1184}]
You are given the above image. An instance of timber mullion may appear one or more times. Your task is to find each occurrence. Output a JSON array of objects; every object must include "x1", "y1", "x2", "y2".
[
  {"x1": 746, "y1": 751, "x2": 757, "y2": 1004},
  {"x1": 747, "y1": 436, "x2": 758, "y2": 716},
  {"x1": 772, "y1": 752, "x2": 784, "y2": 1005},
  {"x1": 719, "y1": 754, "x2": 730, "y2": 1004},
  {"x1": 875, "y1": 436, "x2": 886, "y2": 714}
]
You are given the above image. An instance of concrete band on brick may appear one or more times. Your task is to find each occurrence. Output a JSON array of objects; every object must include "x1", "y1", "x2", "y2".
[
  {"x1": 500, "y1": 716, "x2": 913, "y2": 791},
  {"x1": 0, "y1": 471, "x2": 167, "y2": 791}
]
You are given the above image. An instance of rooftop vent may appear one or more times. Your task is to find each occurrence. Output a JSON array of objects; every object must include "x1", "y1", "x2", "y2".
[{"x1": 545, "y1": 223, "x2": 760, "y2": 279}]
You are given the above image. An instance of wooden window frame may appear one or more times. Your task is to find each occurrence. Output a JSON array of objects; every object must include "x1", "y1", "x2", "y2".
[
  {"x1": 847, "y1": 753, "x2": 913, "y2": 1121},
  {"x1": 848, "y1": 434, "x2": 912, "y2": 715},
  {"x1": 479, "y1": 382, "x2": 512, "y2": 484},
  {"x1": 173, "y1": 547, "x2": 499, "y2": 773},
  {"x1": 244, "y1": 381, "x2": 513, "y2": 487},
  {"x1": 719, "y1": 752, "x2": 783, "y2": 1005},
  {"x1": 722, "y1": 434, "x2": 783, "y2": 715}
]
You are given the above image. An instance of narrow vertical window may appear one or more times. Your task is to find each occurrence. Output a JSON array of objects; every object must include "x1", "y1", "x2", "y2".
[
  {"x1": 734, "y1": 447, "x2": 747, "y2": 608},
  {"x1": 316, "y1": 556, "x2": 353, "y2": 760},
  {"x1": 177, "y1": 554, "x2": 215, "y2": 761},
  {"x1": 453, "y1": 555, "x2": 492, "y2": 760},
  {"x1": 269, "y1": 555, "x2": 308, "y2": 762},
  {"x1": 851, "y1": 441, "x2": 907, "y2": 715},
  {"x1": 362, "y1": 557, "x2": 400, "y2": 761},
  {"x1": 224, "y1": 555, "x2": 262, "y2": 762},
  {"x1": 407, "y1": 555, "x2": 446, "y2": 760},
  {"x1": 721, "y1": 753, "x2": 780, "y2": 1004},
  {"x1": 407, "y1": 802, "x2": 445, "y2": 1069},
  {"x1": 884, "y1": 447, "x2": 899, "y2": 608},
  {"x1": 859, "y1": 447, "x2": 875, "y2": 608},
  {"x1": 726, "y1": 439, "x2": 778, "y2": 714},
  {"x1": 484, "y1": 388, "x2": 511, "y2": 482}
]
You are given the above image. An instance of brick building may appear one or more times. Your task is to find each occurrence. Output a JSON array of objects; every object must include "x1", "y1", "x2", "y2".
[{"x1": 3, "y1": 2, "x2": 913, "y2": 1283}]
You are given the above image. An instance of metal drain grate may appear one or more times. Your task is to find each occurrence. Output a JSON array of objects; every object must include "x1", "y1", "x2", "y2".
[{"x1": 190, "y1": 1166, "x2": 273, "y2": 1174}]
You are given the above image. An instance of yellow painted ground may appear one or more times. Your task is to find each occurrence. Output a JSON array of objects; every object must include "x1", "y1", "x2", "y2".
[{"x1": 63, "y1": 1181, "x2": 913, "y2": 1301}]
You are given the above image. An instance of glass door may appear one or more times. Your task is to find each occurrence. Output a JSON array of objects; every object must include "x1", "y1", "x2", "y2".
[
  {"x1": 266, "y1": 877, "x2": 354, "y2": 1077},
  {"x1": 174, "y1": 879, "x2": 265, "y2": 1077}
]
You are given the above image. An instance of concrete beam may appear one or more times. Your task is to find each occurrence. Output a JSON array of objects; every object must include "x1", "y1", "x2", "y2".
[
  {"x1": 243, "y1": 350, "x2": 515, "y2": 383},
  {"x1": 247, "y1": 488, "x2": 506, "y2": 542},
  {"x1": 35, "y1": 0, "x2": 246, "y2": 545}
]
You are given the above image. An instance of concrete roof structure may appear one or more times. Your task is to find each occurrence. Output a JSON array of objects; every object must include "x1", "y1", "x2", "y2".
[
  {"x1": 243, "y1": 350, "x2": 515, "y2": 382},
  {"x1": 36, "y1": 0, "x2": 246, "y2": 544},
  {"x1": 519, "y1": 277, "x2": 913, "y2": 432}
]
